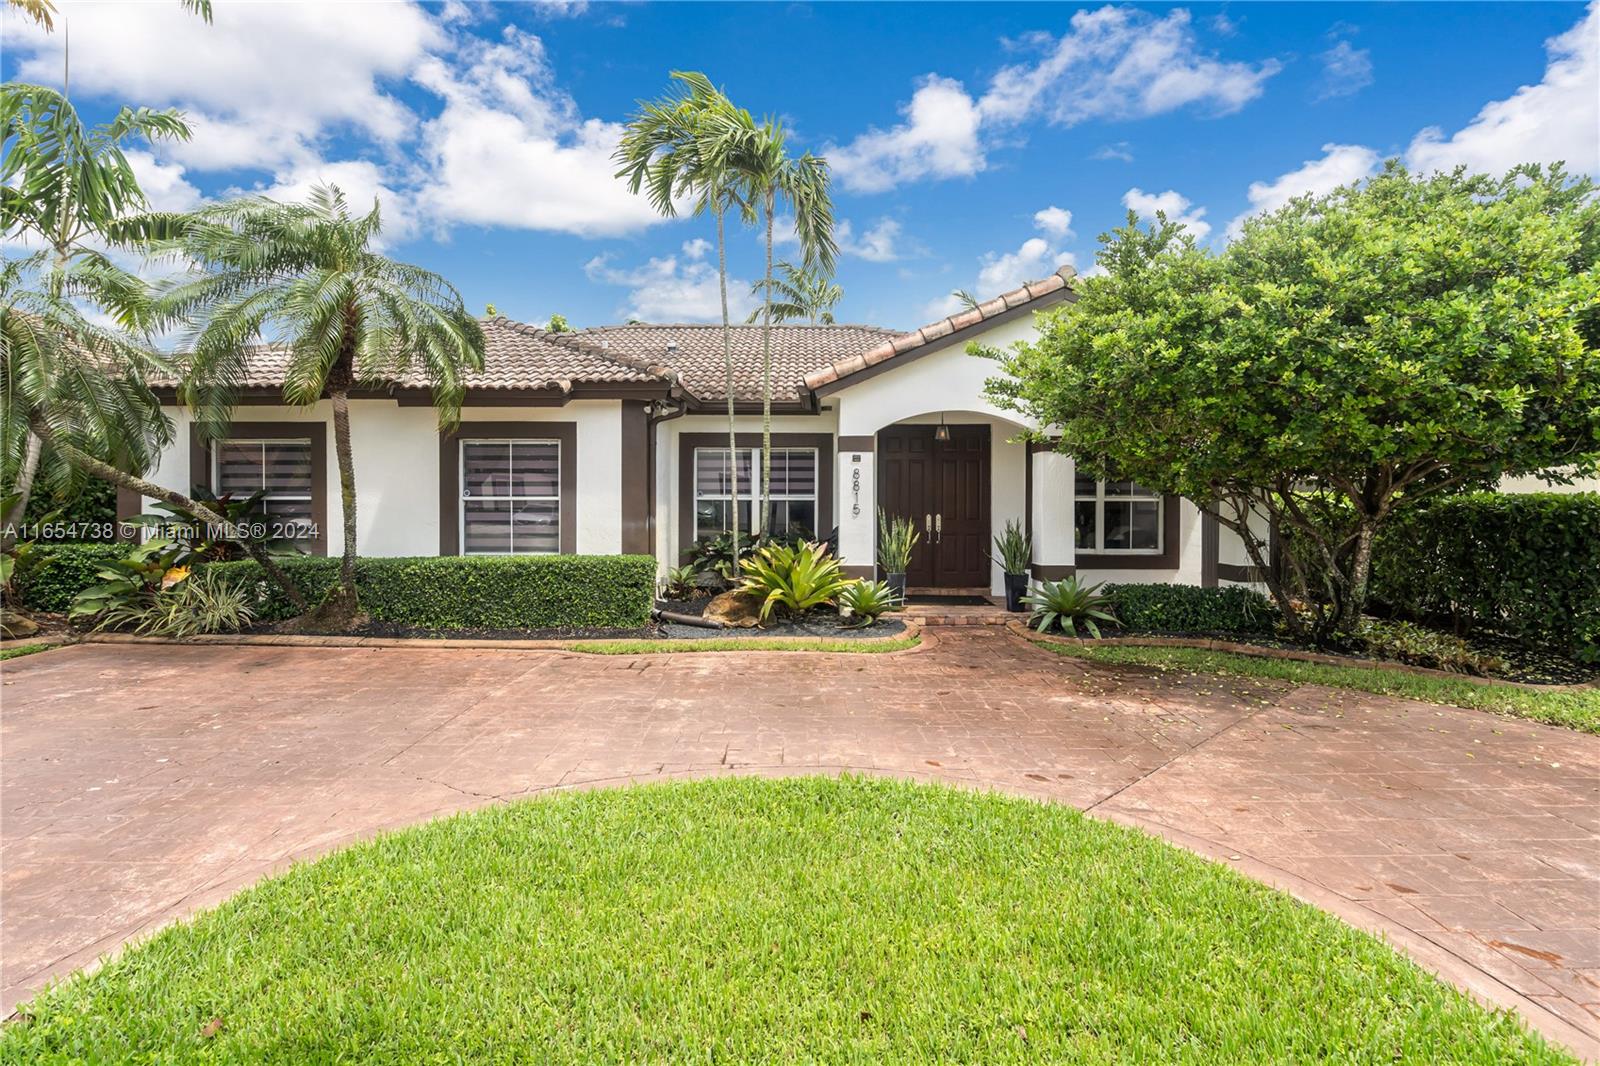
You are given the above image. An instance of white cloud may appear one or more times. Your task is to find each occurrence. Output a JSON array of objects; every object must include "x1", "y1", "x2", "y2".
[
  {"x1": 1406, "y1": 1, "x2": 1599, "y2": 177},
  {"x1": 1316, "y1": 40, "x2": 1374, "y2": 100},
  {"x1": 681, "y1": 238, "x2": 712, "y2": 260},
  {"x1": 838, "y1": 218, "x2": 904, "y2": 262},
  {"x1": 1092, "y1": 142, "x2": 1135, "y2": 162},
  {"x1": 124, "y1": 150, "x2": 203, "y2": 213},
  {"x1": 829, "y1": 7, "x2": 1277, "y2": 193},
  {"x1": 1226, "y1": 143, "x2": 1381, "y2": 236},
  {"x1": 414, "y1": 26, "x2": 669, "y2": 237},
  {"x1": 1122, "y1": 187, "x2": 1212, "y2": 240},
  {"x1": 1032, "y1": 205, "x2": 1073, "y2": 238},
  {"x1": 250, "y1": 160, "x2": 421, "y2": 244},
  {"x1": 585, "y1": 253, "x2": 755, "y2": 323},
  {"x1": 7, "y1": 0, "x2": 440, "y2": 173},
  {"x1": 827, "y1": 76, "x2": 985, "y2": 193}
]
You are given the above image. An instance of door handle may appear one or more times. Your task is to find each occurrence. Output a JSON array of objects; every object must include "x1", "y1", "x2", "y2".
[
  {"x1": 924, "y1": 513, "x2": 932, "y2": 537},
  {"x1": 935, "y1": 513, "x2": 943, "y2": 544}
]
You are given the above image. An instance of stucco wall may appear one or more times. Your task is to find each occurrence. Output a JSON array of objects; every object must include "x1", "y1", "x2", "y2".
[{"x1": 142, "y1": 399, "x2": 625, "y2": 556}]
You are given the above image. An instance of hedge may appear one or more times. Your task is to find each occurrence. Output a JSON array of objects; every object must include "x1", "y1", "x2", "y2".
[
  {"x1": 206, "y1": 554, "x2": 658, "y2": 631},
  {"x1": 11, "y1": 542, "x2": 126, "y2": 612},
  {"x1": 1102, "y1": 582, "x2": 1276, "y2": 637},
  {"x1": 1371, "y1": 492, "x2": 1599, "y2": 664}
]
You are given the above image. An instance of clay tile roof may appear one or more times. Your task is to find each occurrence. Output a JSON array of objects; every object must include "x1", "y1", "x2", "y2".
[
  {"x1": 571, "y1": 322, "x2": 902, "y2": 404},
  {"x1": 801, "y1": 263, "x2": 1076, "y2": 392}
]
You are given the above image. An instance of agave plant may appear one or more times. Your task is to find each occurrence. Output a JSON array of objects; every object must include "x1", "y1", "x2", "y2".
[
  {"x1": 738, "y1": 540, "x2": 852, "y2": 621},
  {"x1": 1022, "y1": 576, "x2": 1118, "y2": 638},
  {"x1": 838, "y1": 579, "x2": 904, "y2": 628}
]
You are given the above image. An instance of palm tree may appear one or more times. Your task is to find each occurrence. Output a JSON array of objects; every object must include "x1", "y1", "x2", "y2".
[
  {"x1": 615, "y1": 71, "x2": 756, "y2": 574},
  {"x1": 6, "y1": 0, "x2": 211, "y2": 32},
  {"x1": 1, "y1": 82, "x2": 189, "y2": 531},
  {"x1": 952, "y1": 289, "x2": 981, "y2": 312},
  {"x1": 154, "y1": 186, "x2": 485, "y2": 623},
  {"x1": 727, "y1": 122, "x2": 837, "y2": 524},
  {"x1": 746, "y1": 261, "x2": 843, "y2": 325}
]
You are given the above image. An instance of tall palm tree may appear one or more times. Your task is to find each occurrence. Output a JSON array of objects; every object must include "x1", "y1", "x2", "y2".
[
  {"x1": 952, "y1": 289, "x2": 981, "y2": 312},
  {"x1": 746, "y1": 261, "x2": 843, "y2": 325},
  {"x1": 154, "y1": 186, "x2": 485, "y2": 623},
  {"x1": 615, "y1": 71, "x2": 756, "y2": 573},
  {"x1": 1, "y1": 82, "x2": 189, "y2": 530},
  {"x1": 727, "y1": 122, "x2": 836, "y2": 523},
  {"x1": 6, "y1": 0, "x2": 211, "y2": 32}
]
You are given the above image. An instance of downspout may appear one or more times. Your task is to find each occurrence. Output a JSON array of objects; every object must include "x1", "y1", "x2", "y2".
[{"x1": 644, "y1": 379, "x2": 691, "y2": 568}]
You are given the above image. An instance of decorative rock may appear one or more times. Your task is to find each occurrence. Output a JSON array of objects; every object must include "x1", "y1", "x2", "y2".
[
  {"x1": 702, "y1": 590, "x2": 763, "y2": 628},
  {"x1": 1, "y1": 607, "x2": 40, "y2": 638}
]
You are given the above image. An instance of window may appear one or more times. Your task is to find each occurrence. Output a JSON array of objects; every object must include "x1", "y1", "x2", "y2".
[
  {"x1": 694, "y1": 447, "x2": 818, "y2": 541},
  {"x1": 1075, "y1": 475, "x2": 1162, "y2": 553},
  {"x1": 460, "y1": 439, "x2": 560, "y2": 554},
  {"x1": 213, "y1": 438, "x2": 315, "y2": 537}
]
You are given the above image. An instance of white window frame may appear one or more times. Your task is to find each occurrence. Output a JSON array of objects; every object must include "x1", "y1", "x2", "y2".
[
  {"x1": 692, "y1": 446, "x2": 819, "y2": 538},
  {"x1": 458, "y1": 438, "x2": 561, "y2": 556},
  {"x1": 1074, "y1": 478, "x2": 1164, "y2": 554},
  {"x1": 211, "y1": 437, "x2": 314, "y2": 534}
]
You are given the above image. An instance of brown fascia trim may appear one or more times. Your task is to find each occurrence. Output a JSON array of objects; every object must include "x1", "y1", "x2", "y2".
[
  {"x1": 151, "y1": 384, "x2": 672, "y2": 408},
  {"x1": 188, "y1": 421, "x2": 330, "y2": 556},
  {"x1": 675, "y1": 431, "x2": 835, "y2": 565},
  {"x1": 1030, "y1": 563, "x2": 1076, "y2": 580},
  {"x1": 620, "y1": 401, "x2": 650, "y2": 555},
  {"x1": 810, "y1": 290, "x2": 1075, "y2": 400},
  {"x1": 1217, "y1": 562, "x2": 1271, "y2": 583},
  {"x1": 1075, "y1": 493, "x2": 1182, "y2": 570},
  {"x1": 1201, "y1": 507, "x2": 1220, "y2": 588},
  {"x1": 438, "y1": 421, "x2": 578, "y2": 555},
  {"x1": 837, "y1": 435, "x2": 876, "y2": 452}
]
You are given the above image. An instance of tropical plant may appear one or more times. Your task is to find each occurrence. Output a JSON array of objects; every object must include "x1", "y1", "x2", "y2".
[
  {"x1": 93, "y1": 567, "x2": 255, "y2": 639},
  {"x1": 838, "y1": 578, "x2": 903, "y2": 628},
  {"x1": 67, "y1": 537, "x2": 194, "y2": 622},
  {"x1": 738, "y1": 540, "x2": 852, "y2": 621},
  {"x1": 153, "y1": 185, "x2": 486, "y2": 624},
  {"x1": 746, "y1": 261, "x2": 842, "y2": 325},
  {"x1": 661, "y1": 564, "x2": 700, "y2": 600},
  {"x1": 952, "y1": 289, "x2": 980, "y2": 312},
  {"x1": 875, "y1": 509, "x2": 919, "y2": 574},
  {"x1": 991, "y1": 518, "x2": 1031, "y2": 575},
  {"x1": 616, "y1": 71, "x2": 756, "y2": 575},
  {"x1": 1022, "y1": 577, "x2": 1118, "y2": 638},
  {"x1": 6, "y1": 0, "x2": 211, "y2": 32},
  {"x1": 546, "y1": 312, "x2": 571, "y2": 333},
  {"x1": 126, "y1": 485, "x2": 305, "y2": 562},
  {"x1": 725, "y1": 123, "x2": 836, "y2": 522},
  {"x1": 984, "y1": 162, "x2": 1600, "y2": 643}
]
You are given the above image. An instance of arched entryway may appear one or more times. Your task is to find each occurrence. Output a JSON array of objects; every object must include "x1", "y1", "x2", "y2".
[{"x1": 877, "y1": 422, "x2": 991, "y2": 589}]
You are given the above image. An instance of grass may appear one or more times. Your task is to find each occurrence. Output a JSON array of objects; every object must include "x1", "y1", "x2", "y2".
[
  {"x1": 1037, "y1": 640, "x2": 1600, "y2": 734},
  {"x1": 2, "y1": 776, "x2": 1569, "y2": 1064},
  {"x1": 574, "y1": 634, "x2": 920, "y2": 655},
  {"x1": 0, "y1": 642, "x2": 53, "y2": 662}
]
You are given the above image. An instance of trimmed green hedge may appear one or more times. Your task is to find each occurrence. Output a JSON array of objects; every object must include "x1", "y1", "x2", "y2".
[
  {"x1": 11, "y1": 542, "x2": 126, "y2": 612},
  {"x1": 206, "y1": 554, "x2": 657, "y2": 631},
  {"x1": 1103, "y1": 582, "x2": 1275, "y2": 637},
  {"x1": 1371, "y1": 492, "x2": 1599, "y2": 664}
]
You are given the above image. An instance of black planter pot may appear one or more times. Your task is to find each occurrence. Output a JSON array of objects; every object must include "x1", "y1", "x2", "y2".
[
  {"x1": 1003, "y1": 572, "x2": 1030, "y2": 612},
  {"x1": 883, "y1": 572, "x2": 907, "y2": 601}
]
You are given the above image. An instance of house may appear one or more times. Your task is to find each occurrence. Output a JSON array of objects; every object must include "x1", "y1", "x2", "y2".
[{"x1": 128, "y1": 265, "x2": 1274, "y2": 596}]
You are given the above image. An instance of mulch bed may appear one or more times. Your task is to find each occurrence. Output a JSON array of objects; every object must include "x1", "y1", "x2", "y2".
[{"x1": 655, "y1": 597, "x2": 909, "y2": 640}]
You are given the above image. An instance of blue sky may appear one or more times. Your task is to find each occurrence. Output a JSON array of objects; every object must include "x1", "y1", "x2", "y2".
[{"x1": 4, "y1": 1, "x2": 1596, "y2": 330}]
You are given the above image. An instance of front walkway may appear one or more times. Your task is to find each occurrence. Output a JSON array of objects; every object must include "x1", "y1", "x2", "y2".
[{"x1": 2, "y1": 632, "x2": 1596, "y2": 1056}]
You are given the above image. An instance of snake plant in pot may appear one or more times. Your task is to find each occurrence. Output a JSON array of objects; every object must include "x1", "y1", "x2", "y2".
[
  {"x1": 876, "y1": 509, "x2": 918, "y2": 601},
  {"x1": 992, "y1": 519, "x2": 1032, "y2": 611}
]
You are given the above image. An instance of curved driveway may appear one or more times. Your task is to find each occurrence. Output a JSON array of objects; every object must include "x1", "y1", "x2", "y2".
[{"x1": 2, "y1": 631, "x2": 1596, "y2": 1057}]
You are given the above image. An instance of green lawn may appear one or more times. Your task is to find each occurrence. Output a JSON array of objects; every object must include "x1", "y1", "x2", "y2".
[
  {"x1": 0, "y1": 642, "x2": 53, "y2": 662},
  {"x1": 1036, "y1": 640, "x2": 1600, "y2": 734},
  {"x1": 3, "y1": 776, "x2": 1568, "y2": 1064},
  {"x1": 575, "y1": 634, "x2": 920, "y2": 655}
]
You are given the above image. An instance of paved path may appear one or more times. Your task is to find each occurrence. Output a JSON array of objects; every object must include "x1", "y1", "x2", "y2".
[{"x1": 2, "y1": 631, "x2": 1596, "y2": 1057}]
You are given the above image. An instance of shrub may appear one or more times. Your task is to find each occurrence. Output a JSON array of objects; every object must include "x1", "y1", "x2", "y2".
[
  {"x1": 207, "y1": 555, "x2": 657, "y2": 631},
  {"x1": 11, "y1": 542, "x2": 126, "y2": 612},
  {"x1": 94, "y1": 569, "x2": 256, "y2": 639},
  {"x1": 1353, "y1": 618, "x2": 1506, "y2": 677},
  {"x1": 1104, "y1": 583, "x2": 1275, "y2": 637},
  {"x1": 69, "y1": 539, "x2": 197, "y2": 623},
  {"x1": 1371, "y1": 492, "x2": 1599, "y2": 664},
  {"x1": 737, "y1": 541, "x2": 852, "y2": 621},
  {"x1": 1023, "y1": 577, "x2": 1117, "y2": 637}
]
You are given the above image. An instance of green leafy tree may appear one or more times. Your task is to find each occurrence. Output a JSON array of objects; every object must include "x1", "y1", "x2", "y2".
[
  {"x1": 155, "y1": 186, "x2": 485, "y2": 624},
  {"x1": 615, "y1": 71, "x2": 756, "y2": 574},
  {"x1": 984, "y1": 162, "x2": 1600, "y2": 641},
  {"x1": 546, "y1": 312, "x2": 570, "y2": 333},
  {"x1": 746, "y1": 262, "x2": 843, "y2": 325},
  {"x1": 727, "y1": 123, "x2": 836, "y2": 521}
]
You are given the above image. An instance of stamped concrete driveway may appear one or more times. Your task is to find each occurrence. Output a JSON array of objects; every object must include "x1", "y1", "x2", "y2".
[{"x1": 3, "y1": 630, "x2": 1597, "y2": 1057}]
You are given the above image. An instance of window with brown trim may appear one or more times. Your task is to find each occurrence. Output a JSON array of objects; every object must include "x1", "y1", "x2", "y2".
[
  {"x1": 459, "y1": 439, "x2": 561, "y2": 555},
  {"x1": 1074, "y1": 475, "x2": 1163, "y2": 554},
  {"x1": 693, "y1": 446, "x2": 818, "y2": 540},
  {"x1": 212, "y1": 438, "x2": 316, "y2": 539}
]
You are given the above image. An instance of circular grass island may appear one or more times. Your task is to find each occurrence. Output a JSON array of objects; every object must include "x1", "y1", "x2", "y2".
[{"x1": 2, "y1": 776, "x2": 1570, "y2": 1064}]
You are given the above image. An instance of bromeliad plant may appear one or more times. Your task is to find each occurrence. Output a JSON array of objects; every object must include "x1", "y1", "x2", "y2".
[
  {"x1": 738, "y1": 540, "x2": 852, "y2": 621},
  {"x1": 838, "y1": 579, "x2": 904, "y2": 629},
  {"x1": 1022, "y1": 576, "x2": 1118, "y2": 638}
]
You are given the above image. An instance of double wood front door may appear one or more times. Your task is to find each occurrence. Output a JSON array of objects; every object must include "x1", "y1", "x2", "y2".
[{"x1": 877, "y1": 425, "x2": 991, "y2": 588}]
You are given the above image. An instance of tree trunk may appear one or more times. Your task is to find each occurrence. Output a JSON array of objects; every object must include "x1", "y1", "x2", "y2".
[
  {"x1": 715, "y1": 201, "x2": 741, "y2": 578},
  {"x1": 1335, "y1": 517, "x2": 1379, "y2": 635},
  {"x1": 1218, "y1": 495, "x2": 1306, "y2": 642},
  {"x1": 2, "y1": 429, "x2": 44, "y2": 552},
  {"x1": 29, "y1": 417, "x2": 309, "y2": 610},
  {"x1": 759, "y1": 188, "x2": 775, "y2": 530},
  {"x1": 321, "y1": 384, "x2": 361, "y2": 620}
]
